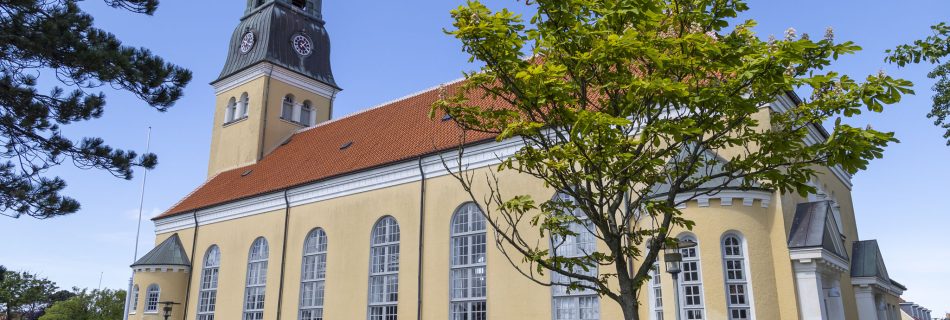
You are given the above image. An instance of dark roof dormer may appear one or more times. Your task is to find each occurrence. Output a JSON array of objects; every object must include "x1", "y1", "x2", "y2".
[{"x1": 217, "y1": 0, "x2": 338, "y2": 89}]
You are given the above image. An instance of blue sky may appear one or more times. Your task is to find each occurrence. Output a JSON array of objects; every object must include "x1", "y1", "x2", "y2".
[{"x1": 0, "y1": 0, "x2": 947, "y2": 313}]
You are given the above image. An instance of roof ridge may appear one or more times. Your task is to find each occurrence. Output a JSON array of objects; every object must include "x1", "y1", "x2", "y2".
[{"x1": 295, "y1": 76, "x2": 467, "y2": 135}]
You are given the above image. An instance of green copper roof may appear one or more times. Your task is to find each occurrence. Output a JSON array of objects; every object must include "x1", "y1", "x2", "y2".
[
  {"x1": 215, "y1": 1, "x2": 338, "y2": 89},
  {"x1": 787, "y1": 200, "x2": 849, "y2": 260},
  {"x1": 851, "y1": 240, "x2": 891, "y2": 281},
  {"x1": 131, "y1": 234, "x2": 191, "y2": 267}
]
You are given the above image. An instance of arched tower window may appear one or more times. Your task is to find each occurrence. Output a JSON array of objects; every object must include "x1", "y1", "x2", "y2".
[
  {"x1": 450, "y1": 203, "x2": 487, "y2": 320},
  {"x1": 300, "y1": 228, "x2": 328, "y2": 320},
  {"x1": 300, "y1": 101, "x2": 313, "y2": 126},
  {"x1": 225, "y1": 97, "x2": 237, "y2": 124},
  {"x1": 368, "y1": 216, "x2": 400, "y2": 320},
  {"x1": 198, "y1": 245, "x2": 221, "y2": 320},
  {"x1": 679, "y1": 235, "x2": 705, "y2": 320},
  {"x1": 282, "y1": 95, "x2": 295, "y2": 121},
  {"x1": 244, "y1": 237, "x2": 269, "y2": 320},
  {"x1": 550, "y1": 192, "x2": 600, "y2": 320},
  {"x1": 239, "y1": 92, "x2": 250, "y2": 118},
  {"x1": 130, "y1": 284, "x2": 139, "y2": 314},
  {"x1": 721, "y1": 233, "x2": 753, "y2": 320},
  {"x1": 145, "y1": 284, "x2": 160, "y2": 313}
]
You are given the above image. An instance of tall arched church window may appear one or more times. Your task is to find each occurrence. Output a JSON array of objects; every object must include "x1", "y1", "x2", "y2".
[
  {"x1": 145, "y1": 284, "x2": 160, "y2": 313},
  {"x1": 450, "y1": 203, "x2": 487, "y2": 320},
  {"x1": 244, "y1": 237, "x2": 269, "y2": 320},
  {"x1": 225, "y1": 97, "x2": 237, "y2": 123},
  {"x1": 198, "y1": 245, "x2": 221, "y2": 320},
  {"x1": 300, "y1": 101, "x2": 313, "y2": 126},
  {"x1": 679, "y1": 235, "x2": 705, "y2": 320},
  {"x1": 721, "y1": 234, "x2": 753, "y2": 320},
  {"x1": 550, "y1": 192, "x2": 600, "y2": 320},
  {"x1": 368, "y1": 217, "x2": 400, "y2": 320},
  {"x1": 239, "y1": 93, "x2": 250, "y2": 118},
  {"x1": 650, "y1": 264, "x2": 663, "y2": 320},
  {"x1": 282, "y1": 95, "x2": 295, "y2": 121},
  {"x1": 300, "y1": 228, "x2": 328, "y2": 320},
  {"x1": 130, "y1": 285, "x2": 139, "y2": 313}
]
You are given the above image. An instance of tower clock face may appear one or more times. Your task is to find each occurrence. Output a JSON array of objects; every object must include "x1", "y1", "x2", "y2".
[
  {"x1": 240, "y1": 31, "x2": 255, "y2": 54},
  {"x1": 292, "y1": 34, "x2": 313, "y2": 56}
]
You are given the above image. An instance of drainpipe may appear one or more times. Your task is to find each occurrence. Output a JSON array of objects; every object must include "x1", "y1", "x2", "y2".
[
  {"x1": 276, "y1": 189, "x2": 292, "y2": 320},
  {"x1": 416, "y1": 157, "x2": 427, "y2": 320},
  {"x1": 182, "y1": 210, "x2": 199, "y2": 318}
]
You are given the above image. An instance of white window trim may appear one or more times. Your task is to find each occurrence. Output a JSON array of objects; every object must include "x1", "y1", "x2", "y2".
[
  {"x1": 243, "y1": 237, "x2": 269, "y2": 320},
  {"x1": 449, "y1": 203, "x2": 488, "y2": 320},
  {"x1": 649, "y1": 264, "x2": 663, "y2": 320},
  {"x1": 299, "y1": 228, "x2": 328, "y2": 320},
  {"x1": 721, "y1": 232, "x2": 755, "y2": 320},
  {"x1": 198, "y1": 245, "x2": 221, "y2": 320},
  {"x1": 549, "y1": 192, "x2": 600, "y2": 320},
  {"x1": 367, "y1": 216, "x2": 400, "y2": 320},
  {"x1": 129, "y1": 284, "x2": 139, "y2": 314},
  {"x1": 678, "y1": 234, "x2": 705, "y2": 320},
  {"x1": 225, "y1": 97, "x2": 237, "y2": 124},
  {"x1": 145, "y1": 284, "x2": 160, "y2": 314}
]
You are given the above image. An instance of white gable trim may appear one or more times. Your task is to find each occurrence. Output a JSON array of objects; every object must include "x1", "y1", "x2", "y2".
[
  {"x1": 769, "y1": 94, "x2": 853, "y2": 190},
  {"x1": 212, "y1": 62, "x2": 340, "y2": 99}
]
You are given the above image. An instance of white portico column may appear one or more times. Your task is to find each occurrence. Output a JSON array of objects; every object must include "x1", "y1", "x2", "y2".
[
  {"x1": 854, "y1": 285, "x2": 879, "y2": 320},
  {"x1": 793, "y1": 259, "x2": 828, "y2": 320}
]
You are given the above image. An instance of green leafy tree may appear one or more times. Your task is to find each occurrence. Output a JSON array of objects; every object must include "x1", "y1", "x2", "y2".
[
  {"x1": 434, "y1": 0, "x2": 912, "y2": 318},
  {"x1": 38, "y1": 288, "x2": 125, "y2": 320},
  {"x1": 887, "y1": 22, "x2": 950, "y2": 145},
  {"x1": 0, "y1": 0, "x2": 192, "y2": 219},
  {"x1": 0, "y1": 270, "x2": 57, "y2": 320}
]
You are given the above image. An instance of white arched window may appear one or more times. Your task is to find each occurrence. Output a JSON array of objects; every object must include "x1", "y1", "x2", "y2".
[
  {"x1": 282, "y1": 95, "x2": 295, "y2": 120},
  {"x1": 368, "y1": 217, "x2": 400, "y2": 320},
  {"x1": 145, "y1": 284, "x2": 160, "y2": 313},
  {"x1": 649, "y1": 264, "x2": 663, "y2": 320},
  {"x1": 239, "y1": 92, "x2": 250, "y2": 118},
  {"x1": 550, "y1": 192, "x2": 599, "y2": 320},
  {"x1": 244, "y1": 237, "x2": 269, "y2": 320},
  {"x1": 721, "y1": 234, "x2": 752, "y2": 320},
  {"x1": 679, "y1": 235, "x2": 705, "y2": 320},
  {"x1": 198, "y1": 245, "x2": 221, "y2": 320},
  {"x1": 130, "y1": 284, "x2": 139, "y2": 314},
  {"x1": 450, "y1": 203, "x2": 487, "y2": 320},
  {"x1": 300, "y1": 228, "x2": 328, "y2": 320},
  {"x1": 300, "y1": 101, "x2": 313, "y2": 126},
  {"x1": 225, "y1": 97, "x2": 237, "y2": 123}
]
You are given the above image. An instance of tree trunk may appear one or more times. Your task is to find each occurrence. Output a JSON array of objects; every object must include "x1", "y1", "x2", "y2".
[{"x1": 619, "y1": 293, "x2": 641, "y2": 320}]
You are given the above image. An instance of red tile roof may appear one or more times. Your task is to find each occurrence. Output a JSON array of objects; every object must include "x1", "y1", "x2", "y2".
[{"x1": 156, "y1": 81, "x2": 502, "y2": 219}]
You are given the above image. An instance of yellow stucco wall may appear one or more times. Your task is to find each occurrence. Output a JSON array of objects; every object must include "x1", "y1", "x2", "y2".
[
  {"x1": 145, "y1": 158, "x2": 871, "y2": 320},
  {"x1": 129, "y1": 270, "x2": 189, "y2": 320}
]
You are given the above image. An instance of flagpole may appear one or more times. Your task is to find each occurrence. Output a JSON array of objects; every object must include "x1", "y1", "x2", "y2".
[{"x1": 123, "y1": 126, "x2": 152, "y2": 320}]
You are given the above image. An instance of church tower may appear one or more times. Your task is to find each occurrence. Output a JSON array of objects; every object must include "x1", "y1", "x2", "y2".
[{"x1": 207, "y1": 0, "x2": 339, "y2": 177}]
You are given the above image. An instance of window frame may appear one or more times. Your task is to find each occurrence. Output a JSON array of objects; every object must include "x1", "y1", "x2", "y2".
[
  {"x1": 281, "y1": 94, "x2": 295, "y2": 121},
  {"x1": 300, "y1": 101, "x2": 313, "y2": 126},
  {"x1": 649, "y1": 263, "x2": 663, "y2": 320},
  {"x1": 243, "y1": 237, "x2": 269, "y2": 320},
  {"x1": 198, "y1": 245, "x2": 221, "y2": 320},
  {"x1": 367, "y1": 216, "x2": 400, "y2": 320},
  {"x1": 225, "y1": 97, "x2": 237, "y2": 124},
  {"x1": 299, "y1": 228, "x2": 328, "y2": 320},
  {"x1": 720, "y1": 232, "x2": 754, "y2": 320},
  {"x1": 130, "y1": 284, "x2": 139, "y2": 314},
  {"x1": 549, "y1": 192, "x2": 601, "y2": 320},
  {"x1": 145, "y1": 284, "x2": 160, "y2": 313},
  {"x1": 239, "y1": 92, "x2": 250, "y2": 119},
  {"x1": 678, "y1": 234, "x2": 705, "y2": 320},
  {"x1": 449, "y1": 202, "x2": 488, "y2": 320}
]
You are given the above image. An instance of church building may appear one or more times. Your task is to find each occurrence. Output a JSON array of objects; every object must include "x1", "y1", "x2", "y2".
[{"x1": 126, "y1": 1, "x2": 920, "y2": 319}]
